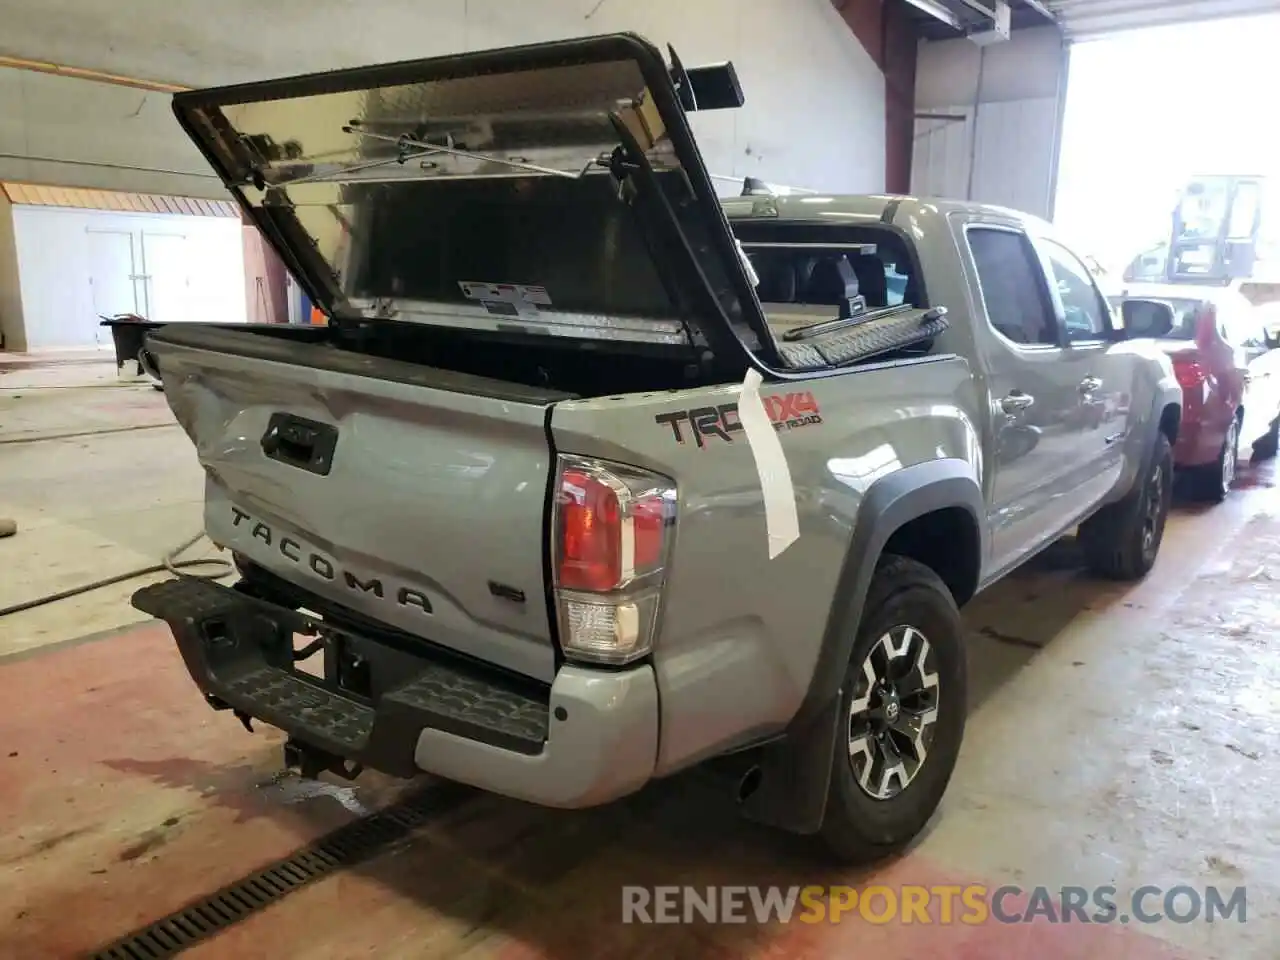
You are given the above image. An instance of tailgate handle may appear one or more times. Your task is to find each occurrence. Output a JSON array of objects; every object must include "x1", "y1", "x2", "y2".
[{"x1": 261, "y1": 413, "x2": 338, "y2": 476}]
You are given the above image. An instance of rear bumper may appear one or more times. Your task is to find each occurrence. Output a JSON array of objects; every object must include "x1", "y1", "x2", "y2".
[
  {"x1": 131, "y1": 577, "x2": 658, "y2": 809},
  {"x1": 1173, "y1": 415, "x2": 1228, "y2": 467}
]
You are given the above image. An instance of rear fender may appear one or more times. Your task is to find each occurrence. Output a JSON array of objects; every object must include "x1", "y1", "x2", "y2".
[{"x1": 741, "y1": 459, "x2": 984, "y2": 834}]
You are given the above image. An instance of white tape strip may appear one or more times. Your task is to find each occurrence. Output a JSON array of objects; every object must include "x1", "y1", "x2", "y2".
[
  {"x1": 739, "y1": 368, "x2": 800, "y2": 559},
  {"x1": 735, "y1": 236, "x2": 760, "y2": 287}
]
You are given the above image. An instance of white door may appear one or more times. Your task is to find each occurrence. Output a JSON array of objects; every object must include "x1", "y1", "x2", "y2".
[
  {"x1": 86, "y1": 230, "x2": 140, "y2": 345},
  {"x1": 141, "y1": 232, "x2": 191, "y2": 324}
]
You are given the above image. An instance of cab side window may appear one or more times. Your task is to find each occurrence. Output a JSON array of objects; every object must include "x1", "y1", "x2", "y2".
[
  {"x1": 1042, "y1": 240, "x2": 1112, "y2": 343},
  {"x1": 967, "y1": 227, "x2": 1058, "y2": 346}
]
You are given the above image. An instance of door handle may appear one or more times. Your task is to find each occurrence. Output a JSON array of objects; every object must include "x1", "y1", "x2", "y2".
[
  {"x1": 1000, "y1": 392, "x2": 1035, "y2": 413},
  {"x1": 1079, "y1": 376, "x2": 1102, "y2": 394}
]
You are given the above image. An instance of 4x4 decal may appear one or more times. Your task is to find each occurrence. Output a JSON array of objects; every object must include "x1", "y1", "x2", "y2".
[{"x1": 655, "y1": 391, "x2": 822, "y2": 447}]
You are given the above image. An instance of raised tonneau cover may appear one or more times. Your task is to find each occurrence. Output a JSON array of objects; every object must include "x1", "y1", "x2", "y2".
[{"x1": 171, "y1": 33, "x2": 775, "y2": 370}]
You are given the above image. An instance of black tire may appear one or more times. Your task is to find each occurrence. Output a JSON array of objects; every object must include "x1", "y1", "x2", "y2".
[
  {"x1": 1252, "y1": 416, "x2": 1279, "y2": 463},
  {"x1": 817, "y1": 555, "x2": 967, "y2": 864},
  {"x1": 1186, "y1": 416, "x2": 1238, "y2": 504},
  {"x1": 1079, "y1": 431, "x2": 1173, "y2": 580}
]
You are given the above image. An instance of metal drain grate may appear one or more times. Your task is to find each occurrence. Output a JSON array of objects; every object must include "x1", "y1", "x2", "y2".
[{"x1": 87, "y1": 780, "x2": 474, "y2": 959}]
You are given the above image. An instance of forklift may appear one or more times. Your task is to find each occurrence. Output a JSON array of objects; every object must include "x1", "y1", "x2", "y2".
[{"x1": 1124, "y1": 174, "x2": 1266, "y2": 286}]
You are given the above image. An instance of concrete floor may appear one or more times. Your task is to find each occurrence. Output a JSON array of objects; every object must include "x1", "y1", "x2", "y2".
[{"x1": 1, "y1": 357, "x2": 1277, "y2": 958}]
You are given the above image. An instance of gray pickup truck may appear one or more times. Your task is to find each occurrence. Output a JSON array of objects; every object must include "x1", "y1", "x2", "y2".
[{"x1": 130, "y1": 33, "x2": 1181, "y2": 863}]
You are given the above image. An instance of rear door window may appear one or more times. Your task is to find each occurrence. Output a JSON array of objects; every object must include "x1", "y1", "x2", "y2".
[{"x1": 966, "y1": 227, "x2": 1058, "y2": 346}]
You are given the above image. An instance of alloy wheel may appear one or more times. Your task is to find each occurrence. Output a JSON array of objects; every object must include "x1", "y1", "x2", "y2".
[
  {"x1": 1141, "y1": 459, "x2": 1168, "y2": 561},
  {"x1": 1222, "y1": 421, "x2": 1238, "y2": 496},
  {"x1": 847, "y1": 625, "x2": 941, "y2": 801}
]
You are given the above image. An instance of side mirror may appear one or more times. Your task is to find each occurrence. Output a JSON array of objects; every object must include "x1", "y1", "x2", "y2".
[{"x1": 1121, "y1": 298, "x2": 1175, "y2": 338}]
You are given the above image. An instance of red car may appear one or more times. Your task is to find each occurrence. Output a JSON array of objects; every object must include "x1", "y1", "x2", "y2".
[{"x1": 1114, "y1": 285, "x2": 1280, "y2": 502}]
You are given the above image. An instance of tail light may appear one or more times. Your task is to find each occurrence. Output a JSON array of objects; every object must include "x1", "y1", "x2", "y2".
[
  {"x1": 552, "y1": 455, "x2": 676, "y2": 665},
  {"x1": 1174, "y1": 358, "x2": 1207, "y2": 390},
  {"x1": 1193, "y1": 302, "x2": 1218, "y2": 348}
]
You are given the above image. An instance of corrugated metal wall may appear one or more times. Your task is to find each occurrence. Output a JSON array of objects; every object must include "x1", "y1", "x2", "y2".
[
  {"x1": 912, "y1": 98, "x2": 1063, "y2": 217},
  {"x1": 911, "y1": 26, "x2": 1069, "y2": 221}
]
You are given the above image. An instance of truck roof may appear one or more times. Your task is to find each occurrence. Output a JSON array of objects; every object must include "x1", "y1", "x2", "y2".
[{"x1": 720, "y1": 192, "x2": 1051, "y2": 229}]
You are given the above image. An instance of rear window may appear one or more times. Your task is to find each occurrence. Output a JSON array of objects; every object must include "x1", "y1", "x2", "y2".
[{"x1": 728, "y1": 222, "x2": 921, "y2": 312}]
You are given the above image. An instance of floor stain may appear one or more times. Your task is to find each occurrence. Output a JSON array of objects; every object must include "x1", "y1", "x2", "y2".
[
  {"x1": 1, "y1": 826, "x2": 92, "y2": 865},
  {"x1": 117, "y1": 826, "x2": 174, "y2": 863},
  {"x1": 977, "y1": 625, "x2": 1040, "y2": 649},
  {"x1": 1206, "y1": 854, "x2": 1244, "y2": 879},
  {"x1": 256, "y1": 770, "x2": 374, "y2": 817},
  {"x1": 1225, "y1": 743, "x2": 1262, "y2": 761}
]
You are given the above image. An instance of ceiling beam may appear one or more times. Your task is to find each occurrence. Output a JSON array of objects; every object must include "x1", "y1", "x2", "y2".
[
  {"x1": 0, "y1": 55, "x2": 187, "y2": 92},
  {"x1": 950, "y1": 0, "x2": 998, "y2": 20},
  {"x1": 950, "y1": 0, "x2": 1055, "y2": 26},
  {"x1": 1016, "y1": 0, "x2": 1057, "y2": 22},
  {"x1": 901, "y1": 0, "x2": 964, "y2": 31}
]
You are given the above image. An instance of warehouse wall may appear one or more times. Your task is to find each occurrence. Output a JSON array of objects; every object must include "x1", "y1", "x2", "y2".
[
  {"x1": 0, "y1": 0, "x2": 888, "y2": 199},
  {"x1": 0, "y1": 68, "x2": 226, "y2": 201},
  {"x1": 0, "y1": 192, "x2": 25, "y2": 351},
  {"x1": 911, "y1": 26, "x2": 1069, "y2": 220}
]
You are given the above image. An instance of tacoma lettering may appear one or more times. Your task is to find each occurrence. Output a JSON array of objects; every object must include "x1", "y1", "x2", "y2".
[
  {"x1": 228, "y1": 506, "x2": 432, "y2": 614},
  {"x1": 344, "y1": 571, "x2": 384, "y2": 598}
]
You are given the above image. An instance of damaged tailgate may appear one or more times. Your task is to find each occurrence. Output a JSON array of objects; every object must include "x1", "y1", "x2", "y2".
[{"x1": 150, "y1": 323, "x2": 570, "y2": 683}]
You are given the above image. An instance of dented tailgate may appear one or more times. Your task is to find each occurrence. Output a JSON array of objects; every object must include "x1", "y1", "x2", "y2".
[{"x1": 149, "y1": 324, "x2": 567, "y2": 683}]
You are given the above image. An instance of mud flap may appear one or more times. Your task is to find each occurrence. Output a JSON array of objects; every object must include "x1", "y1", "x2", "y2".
[{"x1": 739, "y1": 694, "x2": 841, "y2": 835}]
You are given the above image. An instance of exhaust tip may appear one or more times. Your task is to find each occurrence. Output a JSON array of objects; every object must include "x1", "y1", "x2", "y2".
[{"x1": 736, "y1": 765, "x2": 763, "y2": 803}]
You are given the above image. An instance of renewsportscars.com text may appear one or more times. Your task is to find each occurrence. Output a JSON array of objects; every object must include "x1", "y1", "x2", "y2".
[{"x1": 621, "y1": 884, "x2": 1247, "y2": 925}]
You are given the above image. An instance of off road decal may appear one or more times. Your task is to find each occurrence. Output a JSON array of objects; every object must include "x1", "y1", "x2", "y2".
[{"x1": 655, "y1": 391, "x2": 822, "y2": 447}]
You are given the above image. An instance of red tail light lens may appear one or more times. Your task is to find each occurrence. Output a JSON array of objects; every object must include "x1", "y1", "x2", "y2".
[
  {"x1": 631, "y1": 497, "x2": 666, "y2": 572},
  {"x1": 553, "y1": 456, "x2": 676, "y2": 664},
  {"x1": 558, "y1": 468, "x2": 623, "y2": 593},
  {"x1": 556, "y1": 463, "x2": 672, "y2": 592},
  {"x1": 1174, "y1": 359, "x2": 1206, "y2": 389}
]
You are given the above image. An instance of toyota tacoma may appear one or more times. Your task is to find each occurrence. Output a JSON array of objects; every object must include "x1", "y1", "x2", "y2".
[{"x1": 128, "y1": 33, "x2": 1183, "y2": 862}]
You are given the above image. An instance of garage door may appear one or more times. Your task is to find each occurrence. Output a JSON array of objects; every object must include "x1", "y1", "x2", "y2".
[{"x1": 1047, "y1": 0, "x2": 1280, "y2": 39}]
